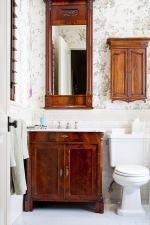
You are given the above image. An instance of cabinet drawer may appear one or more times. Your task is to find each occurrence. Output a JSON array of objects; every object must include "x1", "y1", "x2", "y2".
[
  {"x1": 56, "y1": 132, "x2": 97, "y2": 142},
  {"x1": 29, "y1": 132, "x2": 98, "y2": 143},
  {"x1": 29, "y1": 132, "x2": 56, "y2": 142}
]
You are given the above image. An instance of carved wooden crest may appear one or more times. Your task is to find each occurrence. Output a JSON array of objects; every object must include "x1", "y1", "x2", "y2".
[{"x1": 60, "y1": 9, "x2": 79, "y2": 17}]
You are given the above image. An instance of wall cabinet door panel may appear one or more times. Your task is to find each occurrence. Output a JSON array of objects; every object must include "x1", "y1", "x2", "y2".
[
  {"x1": 129, "y1": 48, "x2": 146, "y2": 97},
  {"x1": 111, "y1": 49, "x2": 127, "y2": 98}
]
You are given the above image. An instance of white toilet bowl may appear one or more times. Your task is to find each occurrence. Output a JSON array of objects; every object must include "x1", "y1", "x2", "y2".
[{"x1": 113, "y1": 165, "x2": 149, "y2": 216}]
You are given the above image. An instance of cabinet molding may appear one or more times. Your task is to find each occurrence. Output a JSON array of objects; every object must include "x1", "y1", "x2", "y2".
[{"x1": 107, "y1": 37, "x2": 150, "y2": 103}]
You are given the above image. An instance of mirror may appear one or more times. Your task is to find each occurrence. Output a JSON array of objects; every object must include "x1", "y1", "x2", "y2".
[
  {"x1": 43, "y1": 0, "x2": 94, "y2": 109},
  {"x1": 52, "y1": 25, "x2": 86, "y2": 95}
]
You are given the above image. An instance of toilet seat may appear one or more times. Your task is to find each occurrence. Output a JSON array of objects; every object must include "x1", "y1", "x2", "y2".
[{"x1": 114, "y1": 165, "x2": 149, "y2": 177}]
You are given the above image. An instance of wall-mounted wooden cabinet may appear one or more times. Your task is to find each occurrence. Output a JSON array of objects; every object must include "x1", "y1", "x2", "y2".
[
  {"x1": 107, "y1": 38, "x2": 150, "y2": 103},
  {"x1": 24, "y1": 131, "x2": 104, "y2": 213}
]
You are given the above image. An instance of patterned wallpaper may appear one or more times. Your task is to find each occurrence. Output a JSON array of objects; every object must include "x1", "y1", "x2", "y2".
[
  {"x1": 19, "y1": 0, "x2": 33, "y2": 107},
  {"x1": 19, "y1": 0, "x2": 150, "y2": 109},
  {"x1": 93, "y1": 0, "x2": 150, "y2": 110}
]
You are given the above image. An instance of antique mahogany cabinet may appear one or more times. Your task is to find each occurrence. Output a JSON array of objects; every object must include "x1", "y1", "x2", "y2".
[
  {"x1": 24, "y1": 131, "x2": 104, "y2": 213},
  {"x1": 107, "y1": 38, "x2": 150, "y2": 102}
]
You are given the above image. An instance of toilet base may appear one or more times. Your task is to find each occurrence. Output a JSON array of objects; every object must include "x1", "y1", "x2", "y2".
[
  {"x1": 117, "y1": 203, "x2": 145, "y2": 216},
  {"x1": 116, "y1": 187, "x2": 145, "y2": 216}
]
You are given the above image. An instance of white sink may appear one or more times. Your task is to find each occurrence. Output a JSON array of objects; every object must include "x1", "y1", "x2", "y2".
[{"x1": 27, "y1": 128, "x2": 105, "y2": 132}]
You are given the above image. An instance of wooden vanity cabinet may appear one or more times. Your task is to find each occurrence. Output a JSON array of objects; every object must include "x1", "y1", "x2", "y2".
[
  {"x1": 107, "y1": 38, "x2": 150, "y2": 102},
  {"x1": 24, "y1": 131, "x2": 104, "y2": 213}
]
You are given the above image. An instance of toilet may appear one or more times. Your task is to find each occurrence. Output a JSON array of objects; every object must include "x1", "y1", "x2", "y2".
[{"x1": 108, "y1": 133, "x2": 150, "y2": 216}]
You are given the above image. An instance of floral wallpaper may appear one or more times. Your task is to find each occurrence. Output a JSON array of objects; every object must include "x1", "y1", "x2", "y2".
[
  {"x1": 19, "y1": 0, "x2": 45, "y2": 108},
  {"x1": 93, "y1": 0, "x2": 150, "y2": 110},
  {"x1": 19, "y1": 0, "x2": 150, "y2": 109},
  {"x1": 57, "y1": 25, "x2": 86, "y2": 47},
  {"x1": 19, "y1": 0, "x2": 33, "y2": 107}
]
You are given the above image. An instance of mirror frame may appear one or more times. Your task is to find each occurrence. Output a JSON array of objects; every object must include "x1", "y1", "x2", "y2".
[{"x1": 43, "y1": 0, "x2": 94, "y2": 109}]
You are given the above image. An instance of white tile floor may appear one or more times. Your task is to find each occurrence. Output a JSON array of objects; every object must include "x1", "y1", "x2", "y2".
[{"x1": 13, "y1": 200, "x2": 149, "y2": 225}]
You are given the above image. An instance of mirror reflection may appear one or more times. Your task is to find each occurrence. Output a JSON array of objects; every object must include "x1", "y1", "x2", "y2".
[{"x1": 52, "y1": 25, "x2": 86, "y2": 95}]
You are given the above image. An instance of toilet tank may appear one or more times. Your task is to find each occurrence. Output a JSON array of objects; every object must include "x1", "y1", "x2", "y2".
[{"x1": 108, "y1": 134, "x2": 149, "y2": 167}]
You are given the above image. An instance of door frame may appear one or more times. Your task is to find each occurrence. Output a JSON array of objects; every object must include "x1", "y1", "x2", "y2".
[{"x1": 0, "y1": 0, "x2": 11, "y2": 224}]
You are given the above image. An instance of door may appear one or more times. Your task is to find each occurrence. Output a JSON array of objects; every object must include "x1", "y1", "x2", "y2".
[
  {"x1": 31, "y1": 143, "x2": 64, "y2": 200},
  {"x1": 0, "y1": 0, "x2": 11, "y2": 224},
  {"x1": 129, "y1": 48, "x2": 146, "y2": 98},
  {"x1": 65, "y1": 144, "x2": 98, "y2": 201},
  {"x1": 111, "y1": 48, "x2": 128, "y2": 99},
  {"x1": 58, "y1": 36, "x2": 71, "y2": 95}
]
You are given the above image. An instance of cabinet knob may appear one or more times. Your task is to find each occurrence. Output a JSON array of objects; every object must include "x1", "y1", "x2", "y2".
[
  {"x1": 66, "y1": 166, "x2": 69, "y2": 176},
  {"x1": 60, "y1": 135, "x2": 69, "y2": 138}
]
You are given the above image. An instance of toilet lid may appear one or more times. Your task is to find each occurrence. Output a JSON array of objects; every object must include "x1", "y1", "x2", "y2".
[{"x1": 114, "y1": 165, "x2": 149, "y2": 177}]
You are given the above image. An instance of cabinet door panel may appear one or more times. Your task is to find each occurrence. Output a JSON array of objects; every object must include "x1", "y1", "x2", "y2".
[
  {"x1": 65, "y1": 144, "x2": 97, "y2": 201},
  {"x1": 31, "y1": 143, "x2": 64, "y2": 200},
  {"x1": 111, "y1": 49, "x2": 128, "y2": 98},
  {"x1": 129, "y1": 48, "x2": 146, "y2": 97}
]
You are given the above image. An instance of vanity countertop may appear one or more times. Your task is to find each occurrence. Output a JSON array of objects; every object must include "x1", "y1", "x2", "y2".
[{"x1": 27, "y1": 128, "x2": 105, "y2": 133}]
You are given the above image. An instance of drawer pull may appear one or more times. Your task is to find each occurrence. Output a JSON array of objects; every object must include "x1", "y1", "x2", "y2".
[
  {"x1": 60, "y1": 135, "x2": 69, "y2": 138},
  {"x1": 59, "y1": 168, "x2": 63, "y2": 177},
  {"x1": 66, "y1": 166, "x2": 69, "y2": 176}
]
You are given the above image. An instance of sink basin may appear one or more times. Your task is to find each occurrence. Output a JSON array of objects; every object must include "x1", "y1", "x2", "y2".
[{"x1": 27, "y1": 128, "x2": 105, "y2": 132}]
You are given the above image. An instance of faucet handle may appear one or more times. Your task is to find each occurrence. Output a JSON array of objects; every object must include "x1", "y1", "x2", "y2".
[
  {"x1": 74, "y1": 121, "x2": 78, "y2": 129},
  {"x1": 66, "y1": 122, "x2": 69, "y2": 129},
  {"x1": 58, "y1": 121, "x2": 61, "y2": 129}
]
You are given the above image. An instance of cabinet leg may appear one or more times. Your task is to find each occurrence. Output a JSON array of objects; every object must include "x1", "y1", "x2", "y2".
[
  {"x1": 95, "y1": 202, "x2": 104, "y2": 213},
  {"x1": 95, "y1": 194, "x2": 104, "y2": 213},
  {"x1": 24, "y1": 200, "x2": 34, "y2": 212}
]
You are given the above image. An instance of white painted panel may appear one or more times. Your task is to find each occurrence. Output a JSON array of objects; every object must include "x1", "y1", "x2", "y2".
[
  {"x1": 0, "y1": 135, "x2": 3, "y2": 144},
  {"x1": 0, "y1": 0, "x2": 10, "y2": 224},
  {"x1": 0, "y1": 103, "x2": 4, "y2": 113},
  {"x1": 58, "y1": 36, "x2": 71, "y2": 95},
  {"x1": 0, "y1": 135, "x2": 4, "y2": 225},
  {"x1": 0, "y1": 113, "x2": 8, "y2": 134}
]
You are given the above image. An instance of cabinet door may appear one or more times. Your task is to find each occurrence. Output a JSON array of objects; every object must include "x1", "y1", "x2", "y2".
[
  {"x1": 31, "y1": 143, "x2": 64, "y2": 200},
  {"x1": 128, "y1": 48, "x2": 146, "y2": 99},
  {"x1": 111, "y1": 48, "x2": 128, "y2": 100},
  {"x1": 65, "y1": 144, "x2": 98, "y2": 201}
]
